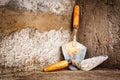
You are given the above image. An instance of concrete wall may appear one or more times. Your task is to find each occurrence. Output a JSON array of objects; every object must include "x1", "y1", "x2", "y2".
[
  {"x1": 77, "y1": 0, "x2": 120, "y2": 68},
  {"x1": 0, "y1": 0, "x2": 120, "y2": 72},
  {"x1": 0, "y1": 0, "x2": 75, "y2": 71}
]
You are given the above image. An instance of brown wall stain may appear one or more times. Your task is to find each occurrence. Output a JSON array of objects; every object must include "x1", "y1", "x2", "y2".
[{"x1": 0, "y1": 9, "x2": 72, "y2": 37}]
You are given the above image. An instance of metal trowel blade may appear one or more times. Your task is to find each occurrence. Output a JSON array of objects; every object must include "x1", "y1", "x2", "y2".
[
  {"x1": 62, "y1": 41, "x2": 87, "y2": 70},
  {"x1": 80, "y1": 55, "x2": 108, "y2": 71}
]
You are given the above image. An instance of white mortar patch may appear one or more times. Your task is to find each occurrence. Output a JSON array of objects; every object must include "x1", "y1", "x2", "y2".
[{"x1": 0, "y1": 27, "x2": 70, "y2": 71}]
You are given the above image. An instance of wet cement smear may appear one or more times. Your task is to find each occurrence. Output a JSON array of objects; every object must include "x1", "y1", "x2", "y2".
[
  {"x1": 0, "y1": 0, "x2": 74, "y2": 15},
  {"x1": 0, "y1": 27, "x2": 70, "y2": 71}
]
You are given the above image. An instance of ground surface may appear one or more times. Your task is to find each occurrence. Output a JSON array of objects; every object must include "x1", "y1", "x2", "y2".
[{"x1": 0, "y1": 69, "x2": 120, "y2": 80}]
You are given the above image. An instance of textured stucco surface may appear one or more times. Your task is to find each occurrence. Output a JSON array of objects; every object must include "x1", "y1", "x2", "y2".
[
  {"x1": 0, "y1": 28, "x2": 70, "y2": 71},
  {"x1": 0, "y1": 0, "x2": 75, "y2": 71},
  {"x1": 77, "y1": 0, "x2": 120, "y2": 68},
  {"x1": 0, "y1": 0, "x2": 120, "y2": 72}
]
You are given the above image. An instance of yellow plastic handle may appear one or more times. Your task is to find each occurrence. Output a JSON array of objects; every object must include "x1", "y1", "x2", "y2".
[
  {"x1": 73, "y1": 5, "x2": 80, "y2": 29},
  {"x1": 43, "y1": 60, "x2": 69, "y2": 72}
]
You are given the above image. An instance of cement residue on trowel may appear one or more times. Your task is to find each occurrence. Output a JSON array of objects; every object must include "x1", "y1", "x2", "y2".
[
  {"x1": 66, "y1": 29, "x2": 79, "y2": 56},
  {"x1": 66, "y1": 43, "x2": 79, "y2": 56}
]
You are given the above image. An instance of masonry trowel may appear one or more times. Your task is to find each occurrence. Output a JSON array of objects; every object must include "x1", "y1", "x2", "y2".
[
  {"x1": 43, "y1": 5, "x2": 87, "y2": 72},
  {"x1": 43, "y1": 55, "x2": 108, "y2": 72},
  {"x1": 61, "y1": 5, "x2": 87, "y2": 70}
]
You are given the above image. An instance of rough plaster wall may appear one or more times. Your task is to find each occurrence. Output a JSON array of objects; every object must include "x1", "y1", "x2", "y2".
[
  {"x1": 77, "y1": 0, "x2": 120, "y2": 68},
  {"x1": 0, "y1": 0, "x2": 75, "y2": 15},
  {"x1": 0, "y1": 28, "x2": 70, "y2": 71},
  {"x1": 0, "y1": 0, "x2": 75, "y2": 71},
  {"x1": 107, "y1": 0, "x2": 120, "y2": 68},
  {"x1": 0, "y1": 0, "x2": 120, "y2": 71}
]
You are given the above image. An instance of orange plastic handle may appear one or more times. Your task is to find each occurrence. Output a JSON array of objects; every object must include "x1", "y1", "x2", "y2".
[{"x1": 73, "y1": 5, "x2": 80, "y2": 29}]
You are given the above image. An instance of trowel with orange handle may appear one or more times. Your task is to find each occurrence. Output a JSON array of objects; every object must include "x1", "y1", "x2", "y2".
[
  {"x1": 43, "y1": 5, "x2": 109, "y2": 72},
  {"x1": 61, "y1": 5, "x2": 87, "y2": 70},
  {"x1": 43, "y1": 55, "x2": 108, "y2": 72},
  {"x1": 43, "y1": 5, "x2": 87, "y2": 72}
]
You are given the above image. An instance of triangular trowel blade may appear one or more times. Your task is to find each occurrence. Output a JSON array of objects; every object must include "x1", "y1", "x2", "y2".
[
  {"x1": 62, "y1": 41, "x2": 87, "y2": 70},
  {"x1": 80, "y1": 55, "x2": 108, "y2": 71}
]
